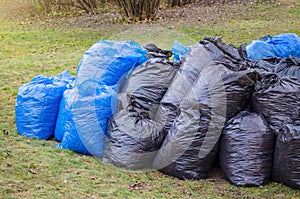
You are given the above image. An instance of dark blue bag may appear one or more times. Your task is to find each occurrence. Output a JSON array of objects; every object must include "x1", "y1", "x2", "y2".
[{"x1": 15, "y1": 71, "x2": 74, "y2": 140}]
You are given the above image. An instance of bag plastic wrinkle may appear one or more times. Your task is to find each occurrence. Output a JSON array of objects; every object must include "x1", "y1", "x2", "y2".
[
  {"x1": 273, "y1": 120, "x2": 300, "y2": 190},
  {"x1": 199, "y1": 37, "x2": 250, "y2": 71},
  {"x1": 105, "y1": 58, "x2": 179, "y2": 169},
  {"x1": 153, "y1": 62, "x2": 257, "y2": 180},
  {"x1": 155, "y1": 37, "x2": 252, "y2": 138},
  {"x1": 56, "y1": 84, "x2": 118, "y2": 156},
  {"x1": 254, "y1": 57, "x2": 300, "y2": 81},
  {"x1": 172, "y1": 40, "x2": 191, "y2": 62},
  {"x1": 220, "y1": 111, "x2": 275, "y2": 186},
  {"x1": 246, "y1": 40, "x2": 277, "y2": 62},
  {"x1": 143, "y1": 43, "x2": 173, "y2": 59},
  {"x1": 15, "y1": 70, "x2": 74, "y2": 140},
  {"x1": 251, "y1": 73, "x2": 300, "y2": 135},
  {"x1": 54, "y1": 89, "x2": 72, "y2": 142},
  {"x1": 274, "y1": 57, "x2": 300, "y2": 81},
  {"x1": 246, "y1": 33, "x2": 300, "y2": 61},
  {"x1": 268, "y1": 33, "x2": 300, "y2": 59},
  {"x1": 75, "y1": 40, "x2": 147, "y2": 87}
]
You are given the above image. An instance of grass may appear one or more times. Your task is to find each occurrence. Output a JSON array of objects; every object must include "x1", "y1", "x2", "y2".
[
  {"x1": 1, "y1": 0, "x2": 300, "y2": 198},
  {"x1": 180, "y1": 3, "x2": 300, "y2": 45}
]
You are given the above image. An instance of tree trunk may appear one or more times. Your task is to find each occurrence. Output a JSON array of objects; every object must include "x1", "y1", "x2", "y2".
[
  {"x1": 117, "y1": 0, "x2": 160, "y2": 20},
  {"x1": 170, "y1": 0, "x2": 192, "y2": 6}
]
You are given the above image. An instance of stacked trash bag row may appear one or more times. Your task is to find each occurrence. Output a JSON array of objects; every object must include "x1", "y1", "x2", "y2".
[{"x1": 15, "y1": 33, "x2": 300, "y2": 189}]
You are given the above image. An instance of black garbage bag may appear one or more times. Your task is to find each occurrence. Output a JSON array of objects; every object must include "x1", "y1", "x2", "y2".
[
  {"x1": 252, "y1": 57, "x2": 281, "y2": 72},
  {"x1": 153, "y1": 62, "x2": 257, "y2": 180},
  {"x1": 105, "y1": 59, "x2": 179, "y2": 169},
  {"x1": 254, "y1": 57, "x2": 300, "y2": 81},
  {"x1": 155, "y1": 43, "x2": 211, "y2": 133},
  {"x1": 273, "y1": 120, "x2": 300, "y2": 190},
  {"x1": 144, "y1": 43, "x2": 173, "y2": 59},
  {"x1": 219, "y1": 111, "x2": 275, "y2": 186},
  {"x1": 199, "y1": 37, "x2": 250, "y2": 71},
  {"x1": 274, "y1": 57, "x2": 300, "y2": 81},
  {"x1": 155, "y1": 37, "x2": 253, "y2": 137},
  {"x1": 251, "y1": 73, "x2": 300, "y2": 135}
]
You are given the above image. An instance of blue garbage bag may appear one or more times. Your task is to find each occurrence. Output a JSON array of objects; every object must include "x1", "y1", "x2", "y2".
[
  {"x1": 172, "y1": 40, "x2": 191, "y2": 62},
  {"x1": 246, "y1": 33, "x2": 300, "y2": 61},
  {"x1": 56, "y1": 83, "x2": 118, "y2": 157},
  {"x1": 267, "y1": 33, "x2": 300, "y2": 58},
  {"x1": 55, "y1": 40, "x2": 146, "y2": 155},
  {"x1": 246, "y1": 40, "x2": 276, "y2": 61},
  {"x1": 75, "y1": 40, "x2": 147, "y2": 87},
  {"x1": 15, "y1": 70, "x2": 75, "y2": 140},
  {"x1": 54, "y1": 89, "x2": 72, "y2": 142}
]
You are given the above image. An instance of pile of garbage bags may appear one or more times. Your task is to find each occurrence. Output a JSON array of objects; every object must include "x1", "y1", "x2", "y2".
[{"x1": 15, "y1": 33, "x2": 300, "y2": 189}]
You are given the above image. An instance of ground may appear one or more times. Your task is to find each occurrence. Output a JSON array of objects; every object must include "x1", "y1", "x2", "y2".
[{"x1": 0, "y1": 0, "x2": 300, "y2": 198}]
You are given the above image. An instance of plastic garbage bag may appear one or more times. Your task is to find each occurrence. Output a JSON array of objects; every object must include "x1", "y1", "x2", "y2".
[
  {"x1": 153, "y1": 63, "x2": 257, "y2": 180},
  {"x1": 55, "y1": 40, "x2": 147, "y2": 155},
  {"x1": 246, "y1": 33, "x2": 300, "y2": 61},
  {"x1": 54, "y1": 89, "x2": 71, "y2": 142},
  {"x1": 154, "y1": 44, "x2": 210, "y2": 137},
  {"x1": 273, "y1": 120, "x2": 300, "y2": 190},
  {"x1": 254, "y1": 57, "x2": 300, "y2": 81},
  {"x1": 274, "y1": 57, "x2": 300, "y2": 81},
  {"x1": 220, "y1": 111, "x2": 275, "y2": 186},
  {"x1": 105, "y1": 59, "x2": 179, "y2": 169},
  {"x1": 199, "y1": 37, "x2": 250, "y2": 71},
  {"x1": 252, "y1": 57, "x2": 281, "y2": 72},
  {"x1": 155, "y1": 37, "x2": 252, "y2": 138},
  {"x1": 56, "y1": 88, "x2": 89, "y2": 154},
  {"x1": 75, "y1": 40, "x2": 147, "y2": 87},
  {"x1": 251, "y1": 73, "x2": 300, "y2": 135},
  {"x1": 56, "y1": 83, "x2": 118, "y2": 156},
  {"x1": 172, "y1": 40, "x2": 191, "y2": 62},
  {"x1": 143, "y1": 43, "x2": 172, "y2": 59},
  {"x1": 246, "y1": 40, "x2": 277, "y2": 62},
  {"x1": 268, "y1": 33, "x2": 300, "y2": 59},
  {"x1": 57, "y1": 70, "x2": 76, "y2": 86},
  {"x1": 15, "y1": 71, "x2": 74, "y2": 140}
]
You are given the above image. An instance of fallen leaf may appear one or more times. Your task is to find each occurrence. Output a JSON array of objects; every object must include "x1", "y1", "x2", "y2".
[
  {"x1": 29, "y1": 169, "x2": 37, "y2": 174},
  {"x1": 3, "y1": 130, "x2": 9, "y2": 136}
]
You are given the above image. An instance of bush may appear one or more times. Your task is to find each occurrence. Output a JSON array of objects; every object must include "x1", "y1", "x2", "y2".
[
  {"x1": 116, "y1": 0, "x2": 161, "y2": 20},
  {"x1": 31, "y1": 0, "x2": 103, "y2": 14}
]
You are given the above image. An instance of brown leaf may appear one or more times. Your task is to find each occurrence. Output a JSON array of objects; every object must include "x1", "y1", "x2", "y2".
[
  {"x1": 29, "y1": 169, "x2": 37, "y2": 174},
  {"x1": 3, "y1": 130, "x2": 9, "y2": 136},
  {"x1": 129, "y1": 181, "x2": 143, "y2": 190}
]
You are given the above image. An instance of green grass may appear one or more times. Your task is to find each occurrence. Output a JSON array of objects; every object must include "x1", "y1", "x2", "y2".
[
  {"x1": 1, "y1": 1, "x2": 300, "y2": 198},
  {"x1": 181, "y1": 3, "x2": 300, "y2": 46}
]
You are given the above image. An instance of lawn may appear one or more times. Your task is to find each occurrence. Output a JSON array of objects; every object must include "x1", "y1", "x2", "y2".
[{"x1": 1, "y1": 0, "x2": 300, "y2": 198}]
